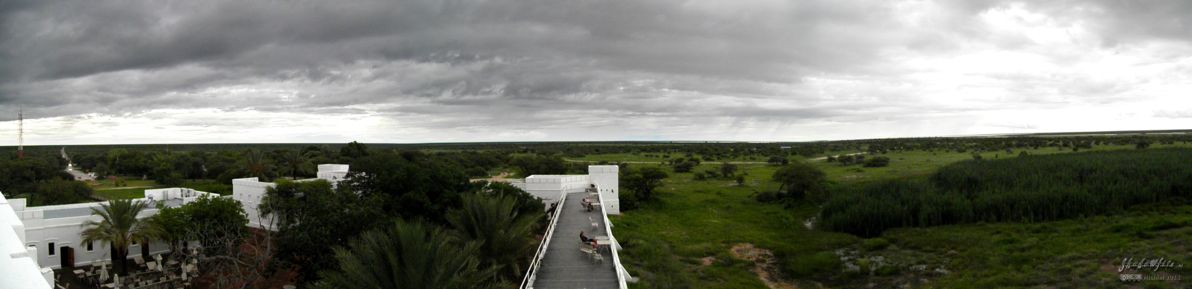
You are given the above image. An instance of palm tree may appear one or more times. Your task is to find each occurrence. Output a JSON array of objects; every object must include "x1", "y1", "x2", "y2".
[
  {"x1": 315, "y1": 220, "x2": 498, "y2": 289},
  {"x1": 81, "y1": 199, "x2": 152, "y2": 275},
  {"x1": 240, "y1": 149, "x2": 269, "y2": 180},
  {"x1": 278, "y1": 149, "x2": 311, "y2": 179},
  {"x1": 447, "y1": 193, "x2": 543, "y2": 281}
]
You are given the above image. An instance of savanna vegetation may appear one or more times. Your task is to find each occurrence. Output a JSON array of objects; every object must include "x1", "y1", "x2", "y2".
[
  {"x1": 822, "y1": 148, "x2": 1192, "y2": 237},
  {"x1": 5, "y1": 130, "x2": 1192, "y2": 288}
]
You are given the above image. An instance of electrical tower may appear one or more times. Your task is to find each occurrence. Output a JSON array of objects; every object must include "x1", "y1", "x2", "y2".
[{"x1": 17, "y1": 107, "x2": 23, "y2": 159}]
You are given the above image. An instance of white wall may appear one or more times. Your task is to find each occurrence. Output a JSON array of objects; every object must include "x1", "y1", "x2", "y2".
[
  {"x1": 233, "y1": 164, "x2": 351, "y2": 231},
  {"x1": 19, "y1": 206, "x2": 173, "y2": 269},
  {"x1": 512, "y1": 166, "x2": 621, "y2": 215},
  {"x1": 0, "y1": 193, "x2": 53, "y2": 289},
  {"x1": 233, "y1": 177, "x2": 275, "y2": 230},
  {"x1": 588, "y1": 165, "x2": 621, "y2": 215},
  {"x1": 518, "y1": 175, "x2": 590, "y2": 205},
  {"x1": 317, "y1": 164, "x2": 350, "y2": 186},
  {"x1": 13, "y1": 189, "x2": 216, "y2": 269}
]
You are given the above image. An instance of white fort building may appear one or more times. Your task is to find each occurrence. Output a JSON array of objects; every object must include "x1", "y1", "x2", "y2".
[{"x1": 1, "y1": 164, "x2": 629, "y2": 289}]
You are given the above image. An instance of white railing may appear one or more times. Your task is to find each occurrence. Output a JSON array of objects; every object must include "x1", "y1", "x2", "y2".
[
  {"x1": 519, "y1": 193, "x2": 568, "y2": 289},
  {"x1": 596, "y1": 186, "x2": 633, "y2": 289}
]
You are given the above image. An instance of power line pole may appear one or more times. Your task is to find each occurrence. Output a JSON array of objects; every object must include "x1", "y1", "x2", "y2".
[{"x1": 17, "y1": 107, "x2": 23, "y2": 159}]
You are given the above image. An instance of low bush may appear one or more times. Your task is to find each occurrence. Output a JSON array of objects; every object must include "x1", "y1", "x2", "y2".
[
  {"x1": 821, "y1": 148, "x2": 1192, "y2": 237},
  {"x1": 781, "y1": 251, "x2": 841, "y2": 278},
  {"x1": 861, "y1": 238, "x2": 890, "y2": 251}
]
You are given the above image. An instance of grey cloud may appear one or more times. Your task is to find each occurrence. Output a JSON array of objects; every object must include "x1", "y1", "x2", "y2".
[{"x1": 1, "y1": 0, "x2": 1188, "y2": 140}]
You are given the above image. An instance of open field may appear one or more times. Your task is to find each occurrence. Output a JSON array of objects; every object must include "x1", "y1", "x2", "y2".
[
  {"x1": 612, "y1": 143, "x2": 1192, "y2": 288},
  {"x1": 90, "y1": 179, "x2": 231, "y2": 200},
  {"x1": 614, "y1": 163, "x2": 855, "y2": 288}
]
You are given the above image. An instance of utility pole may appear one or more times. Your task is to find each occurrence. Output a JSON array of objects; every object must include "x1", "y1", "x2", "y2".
[{"x1": 17, "y1": 107, "x2": 23, "y2": 159}]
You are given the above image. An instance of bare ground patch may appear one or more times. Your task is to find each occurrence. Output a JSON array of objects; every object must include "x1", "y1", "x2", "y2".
[{"x1": 730, "y1": 243, "x2": 799, "y2": 289}]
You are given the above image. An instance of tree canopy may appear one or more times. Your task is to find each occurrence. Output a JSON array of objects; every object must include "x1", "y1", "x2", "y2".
[
  {"x1": 316, "y1": 220, "x2": 497, "y2": 289},
  {"x1": 772, "y1": 161, "x2": 828, "y2": 201}
]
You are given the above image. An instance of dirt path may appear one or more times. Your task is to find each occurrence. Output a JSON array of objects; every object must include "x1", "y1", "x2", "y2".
[
  {"x1": 563, "y1": 159, "x2": 767, "y2": 165},
  {"x1": 95, "y1": 186, "x2": 156, "y2": 191},
  {"x1": 730, "y1": 243, "x2": 798, "y2": 289},
  {"x1": 470, "y1": 171, "x2": 514, "y2": 183},
  {"x1": 808, "y1": 152, "x2": 866, "y2": 162}
]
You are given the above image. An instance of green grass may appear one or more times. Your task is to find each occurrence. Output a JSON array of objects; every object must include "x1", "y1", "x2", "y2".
[
  {"x1": 880, "y1": 205, "x2": 1192, "y2": 288},
  {"x1": 611, "y1": 144, "x2": 1192, "y2": 288},
  {"x1": 570, "y1": 153, "x2": 675, "y2": 163},
  {"x1": 91, "y1": 177, "x2": 159, "y2": 189},
  {"x1": 614, "y1": 164, "x2": 858, "y2": 288},
  {"x1": 572, "y1": 152, "x2": 781, "y2": 163},
  {"x1": 90, "y1": 179, "x2": 232, "y2": 200},
  {"x1": 93, "y1": 187, "x2": 149, "y2": 200}
]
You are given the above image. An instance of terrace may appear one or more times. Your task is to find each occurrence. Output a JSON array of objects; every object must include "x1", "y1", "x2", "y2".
[{"x1": 520, "y1": 188, "x2": 632, "y2": 289}]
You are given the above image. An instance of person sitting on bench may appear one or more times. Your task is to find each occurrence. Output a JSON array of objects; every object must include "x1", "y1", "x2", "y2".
[{"x1": 579, "y1": 231, "x2": 597, "y2": 247}]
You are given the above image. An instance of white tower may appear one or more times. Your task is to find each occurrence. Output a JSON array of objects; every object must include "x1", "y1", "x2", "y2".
[{"x1": 588, "y1": 165, "x2": 621, "y2": 215}]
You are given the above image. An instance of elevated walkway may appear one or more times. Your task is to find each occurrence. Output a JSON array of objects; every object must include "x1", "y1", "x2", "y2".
[{"x1": 521, "y1": 190, "x2": 631, "y2": 289}]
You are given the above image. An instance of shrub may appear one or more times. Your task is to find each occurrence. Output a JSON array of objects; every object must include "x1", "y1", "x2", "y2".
[
  {"x1": 862, "y1": 156, "x2": 890, "y2": 167},
  {"x1": 782, "y1": 251, "x2": 841, "y2": 278},
  {"x1": 861, "y1": 238, "x2": 890, "y2": 251},
  {"x1": 821, "y1": 148, "x2": 1192, "y2": 237},
  {"x1": 754, "y1": 191, "x2": 780, "y2": 203}
]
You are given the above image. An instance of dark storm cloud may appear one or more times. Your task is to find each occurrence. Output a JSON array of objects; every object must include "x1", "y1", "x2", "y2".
[
  {"x1": 0, "y1": 0, "x2": 1189, "y2": 140},
  {"x1": 0, "y1": 0, "x2": 906, "y2": 109}
]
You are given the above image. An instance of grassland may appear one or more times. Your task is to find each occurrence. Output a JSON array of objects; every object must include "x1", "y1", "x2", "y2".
[
  {"x1": 90, "y1": 178, "x2": 232, "y2": 200},
  {"x1": 611, "y1": 143, "x2": 1192, "y2": 288}
]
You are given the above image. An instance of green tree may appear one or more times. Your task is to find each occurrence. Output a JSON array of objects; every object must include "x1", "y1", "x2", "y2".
[
  {"x1": 471, "y1": 181, "x2": 545, "y2": 220},
  {"x1": 315, "y1": 221, "x2": 497, "y2": 289},
  {"x1": 186, "y1": 196, "x2": 248, "y2": 256},
  {"x1": 33, "y1": 179, "x2": 92, "y2": 205},
  {"x1": 862, "y1": 156, "x2": 890, "y2": 168},
  {"x1": 279, "y1": 149, "x2": 313, "y2": 179},
  {"x1": 262, "y1": 179, "x2": 385, "y2": 282},
  {"x1": 510, "y1": 154, "x2": 567, "y2": 176},
  {"x1": 623, "y1": 167, "x2": 668, "y2": 201},
  {"x1": 144, "y1": 206, "x2": 191, "y2": 257},
  {"x1": 340, "y1": 141, "x2": 370, "y2": 159},
  {"x1": 240, "y1": 149, "x2": 271, "y2": 180},
  {"x1": 719, "y1": 163, "x2": 738, "y2": 178},
  {"x1": 81, "y1": 199, "x2": 152, "y2": 275},
  {"x1": 339, "y1": 153, "x2": 472, "y2": 224},
  {"x1": 447, "y1": 193, "x2": 543, "y2": 281},
  {"x1": 106, "y1": 149, "x2": 128, "y2": 175},
  {"x1": 772, "y1": 162, "x2": 827, "y2": 200},
  {"x1": 671, "y1": 159, "x2": 695, "y2": 173}
]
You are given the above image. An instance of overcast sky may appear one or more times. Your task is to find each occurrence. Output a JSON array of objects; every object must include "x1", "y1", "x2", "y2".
[{"x1": 1, "y1": 0, "x2": 1190, "y2": 145}]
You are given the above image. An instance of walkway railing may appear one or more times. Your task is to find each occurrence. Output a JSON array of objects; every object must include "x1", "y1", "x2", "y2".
[
  {"x1": 519, "y1": 193, "x2": 568, "y2": 289},
  {"x1": 596, "y1": 189, "x2": 633, "y2": 289}
]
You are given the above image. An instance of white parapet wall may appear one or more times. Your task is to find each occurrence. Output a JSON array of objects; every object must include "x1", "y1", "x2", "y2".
[
  {"x1": 234, "y1": 164, "x2": 351, "y2": 231},
  {"x1": 12, "y1": 188, "x2": 218, "y2": 270},
  {"x1": 588, "y1": 165, "x2": 620, "y2": 215},
  {"x1": 233, "y1": 177, "x2": 276, "y2": 230},
  {"x1": 519, "y1": 175, "x2": 591, "y2": 205},
  {"x1": 1, "y1": 192, "x2": 54, "y2": 289},
  {"x1": 511, "y1": 165, "x2": 622, "y2": 214}
]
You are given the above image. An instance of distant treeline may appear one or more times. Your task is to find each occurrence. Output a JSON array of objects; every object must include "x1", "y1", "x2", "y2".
[
  {"x1": 820, "y1": 148, "x2": 1192, "y2": 237},
  {"x1": 5, "y1": 131, "x2": 1191, "y2": 165},
  {"x1": 0, "y1": 153, "x2": 91, "y2": 205}
]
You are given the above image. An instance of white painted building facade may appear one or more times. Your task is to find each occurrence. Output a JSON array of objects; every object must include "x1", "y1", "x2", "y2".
[
  {"x1": 1, "y1": 187, "x2": 219, "y2": 289},
  {"x1": 11, "y1": 188, "x2": 217, "y2": 270},
  {"x1": 1, "y1": 193, "x2": 54, "y2": 289},
  {"x1": 512, "y1": 165, "x2": 621, "y2": 215},
  {"x1": 233, "y1": 164, "x2": 350, "y2": 230}
]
